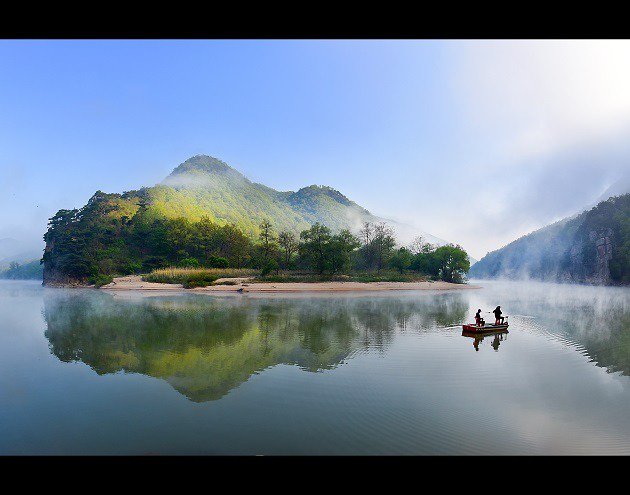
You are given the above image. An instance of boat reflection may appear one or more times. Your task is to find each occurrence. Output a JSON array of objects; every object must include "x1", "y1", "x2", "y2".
[{"x1": 462, "y1": 329, "x2": 509, "y2": 352}]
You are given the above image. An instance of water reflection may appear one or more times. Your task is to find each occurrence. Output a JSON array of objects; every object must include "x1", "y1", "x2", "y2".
[
  {"x1": 41, "y1": 283, "x2": 630, "y2": 404},
  {"x1": 462, "y1": 329, "x2": 508, "y2": 352},
  {"x1": 473, "y1": 281, "x2": 630, "y2": 375},
  {"x1": 43, "y1": 291, "x2": 468, "y2": 402},
  {"x1": 3, "y1": 281, "x2": 629, "y2": 454}
]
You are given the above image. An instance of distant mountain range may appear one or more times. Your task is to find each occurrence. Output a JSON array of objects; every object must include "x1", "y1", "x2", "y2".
[
  {"x1": 0, "y1": 237, "x2": 41, "y2": 269},
  {"x1": 470, "y1": 192, "x2": 630, "y2": 285}
]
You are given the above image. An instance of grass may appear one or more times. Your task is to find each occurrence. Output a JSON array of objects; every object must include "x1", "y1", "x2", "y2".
[{"x1": 142, "y1": 267, "x2": 257, "y2": 288}]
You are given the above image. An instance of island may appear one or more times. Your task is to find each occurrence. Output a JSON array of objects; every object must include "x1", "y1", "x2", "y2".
[{"x1": 42, "y1": 155, "x2": 472, "y2": 290}]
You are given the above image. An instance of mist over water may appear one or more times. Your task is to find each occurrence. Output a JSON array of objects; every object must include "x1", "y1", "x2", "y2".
[{"x1": 1, "y1": 280, "x2": 629, "y2": 454}]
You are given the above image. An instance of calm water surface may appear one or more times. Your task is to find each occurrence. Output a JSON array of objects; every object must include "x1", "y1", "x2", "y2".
[{"x1": 1, "y1": 280, "x2": 629, "y2": 454}]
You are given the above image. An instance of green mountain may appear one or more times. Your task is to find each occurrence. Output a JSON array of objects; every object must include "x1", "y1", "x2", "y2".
[
  {"x1": 145, "y1": 155, "x2": 376, "y2": 237},
  {"x1": 42, "y1": 155, "x2": 447, "y2": 284},
  {"x1": 132, "y1": 155, "x2": 447, "y2": 243},
  {"x1": 470, "y1": 194, "x2": 630, "y2": 285}
]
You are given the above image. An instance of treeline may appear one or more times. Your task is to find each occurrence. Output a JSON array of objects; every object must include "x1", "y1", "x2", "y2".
[
  {"x1": 0, "y1": 260, "x2": 43, "y2": 280},
  {"x1": 43, "y1": 191, "x2": 470, "y2": 284},
  {"x1": 259, "y1": 220, "x2": 470, "y2": 283}
]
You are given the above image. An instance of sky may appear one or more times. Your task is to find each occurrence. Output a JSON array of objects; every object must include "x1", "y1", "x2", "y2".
[{"x1": 1, "y1": 40, "x2": 629, "y2": 259}]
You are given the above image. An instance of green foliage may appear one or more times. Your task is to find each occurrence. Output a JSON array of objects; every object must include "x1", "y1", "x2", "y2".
[
  {"x1": 299, "y1": 223, "x2": 333, "y2": 274},
  {"x1": 179, "y1": 257, "x2": 200, "y2": 268},
  {"x1": 278, "y1": 230, "x2": 298, "y2": 269},
  {"x1": 43, "y1": 191, "x2": 257, "y2": 283},
  {"x1": 120, "y1": 261, "x2": 143, "y2": 275},
  {"x1": 390, "y1": 247, "x2": 413, "y2": 274},
  {"x1": 145, "y1": 155, "x2": 378, "y2": 241},
  {"x1": 43, "y1": 192, "x2": 138, "y2": 283},
  {"x1": 407, "y1": 240, "x2": 470, "y2": 283},
  {"x1": 260, "y1": 258, "x2": 279, "y2": 277},
  {"x1": 207, "y1": 256, "x2": 229, "y2": 268},
  {"x1": 89, "y1": 273, "x2": 113, "y2": 288},
  {"x1": 182, "y1": 274, "x2": 219, "y2": 288},
  {"x1": 298, "y1": 223, "x2": 359, "y2": 275},
  {"x1": 329, "y1": 229, "x2": 361, "y2": 273},
  {"x1": 141, "y1": 256, "x2": 168, "y2": 272},
  {"x1": 355, "y1": 222, "x2": 396, "y2": 271},
  {"x1": 431, "y1": 245, "x2": 471, "y2": 283}
]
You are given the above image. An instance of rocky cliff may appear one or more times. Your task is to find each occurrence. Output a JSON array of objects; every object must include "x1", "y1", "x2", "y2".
[{"x1": 470, "y1": 194, "x2": 630, "y2": 285}]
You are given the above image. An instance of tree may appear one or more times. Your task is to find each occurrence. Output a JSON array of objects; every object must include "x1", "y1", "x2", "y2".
[
  {"x1": 258, "y1": 219, "x2": 277, "y2": 262},
  {"x1": 278, "y1": 231, "x2": 299, "y2": 269},
  {"x1": 409, "y1": 236, "x2": 433, "y2": 255},
  {"x1": 165, "y1": 217, "x2": 194, "y2": 262},
  {"x1": 261, "y1": 258, "x2": 279, "y2": 277},
  {"x1": 372, "y1": 222, "x2": 396, "y2": 272},
  {"x1": 299, "y1": 223, "x2": 333, "y2": 274},
  {"x1": 195, "y1": 215, "x2": 220, "y2": 263},
  {"x1": 390, "y1": 247, "x2": 412, "y2": 274},
  {"x1": 222, "y1": 224, "x2": 252, "y2": 268},
  {"x1": 433, "y1": 244, "x2": 470, "y2": 283},
  {"x1": 359, "y1": 222, "x2": 373, "y2": 245},
  {"x1": 328, "y1": 229, "x2": 360, "y2": 273}
]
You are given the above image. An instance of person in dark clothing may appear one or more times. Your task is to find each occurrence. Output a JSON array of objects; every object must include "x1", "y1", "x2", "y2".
[
  {"x1": 493, "y1": 306, "x2": 504, "y2": 325},
  {"x1": 475, "y1": 309, "x2": 485, "y2": 327}
]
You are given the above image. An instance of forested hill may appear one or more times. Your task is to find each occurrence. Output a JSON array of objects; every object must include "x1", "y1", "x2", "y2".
[
  {"x1": 42, "y1": 155, "x2": 448, "y2": 284},
  {"x1": 152, "y1": 155, "x2": 377, "y2": 236},
  {"x1": 469, "y1": 194, "x2": 630, "y2": 285}
]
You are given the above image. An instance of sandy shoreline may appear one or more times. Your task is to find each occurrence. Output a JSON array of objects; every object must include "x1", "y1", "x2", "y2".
[{"x1": 101, "y1": 275, "x2": 479, "y2": 293}]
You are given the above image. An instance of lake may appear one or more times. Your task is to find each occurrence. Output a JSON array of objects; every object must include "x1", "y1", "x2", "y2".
[{"x1": 1, "y1": 279, "x2": 629, "y2": 455}]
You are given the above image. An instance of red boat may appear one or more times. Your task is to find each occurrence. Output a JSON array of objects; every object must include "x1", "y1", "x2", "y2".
[{"x1": 462, "y1": 323, "x2": 509, "y2": 333}]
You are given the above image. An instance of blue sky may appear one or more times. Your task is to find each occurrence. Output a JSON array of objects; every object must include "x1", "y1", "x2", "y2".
[{"x1": 1, "y1": 40, "x2": 629, "y2": 259}]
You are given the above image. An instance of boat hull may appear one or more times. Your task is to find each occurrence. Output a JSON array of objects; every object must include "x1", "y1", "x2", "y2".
[{"x1": 462, "y1": 323, "x2": 509, "y2": 333}]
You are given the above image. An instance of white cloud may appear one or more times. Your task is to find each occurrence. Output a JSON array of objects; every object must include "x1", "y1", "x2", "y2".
[
  {"x1": 452, "y1": 40, "x2": 630, "y2": 163},
  {"x1": 431, "y1": 41, "x2": 630, "y2": 258}
]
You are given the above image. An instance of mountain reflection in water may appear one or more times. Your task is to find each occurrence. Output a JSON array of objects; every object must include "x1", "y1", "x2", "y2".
[
  {"x1": 1, "y1": 280, "x2": 628, "y2": 454},
  {"x1": 43, "y1": 291, "x2": 468, "y2": 402}
]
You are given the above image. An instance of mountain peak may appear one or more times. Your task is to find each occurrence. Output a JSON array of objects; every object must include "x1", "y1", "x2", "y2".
[
  {"x1": 169, "y1": 155, "x2": 238, "y2": 176},
  {"x1": 293, "y1": 185, "x2": 354, "y2": 207}
]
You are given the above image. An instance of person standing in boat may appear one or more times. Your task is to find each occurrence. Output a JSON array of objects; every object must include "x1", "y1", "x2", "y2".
[
  {"x1": 493, "y1": 306, "x2": 504, "y2": 325},
  {"x1": 475, "y1": 309, "x2": 485, "y2": 327}
]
